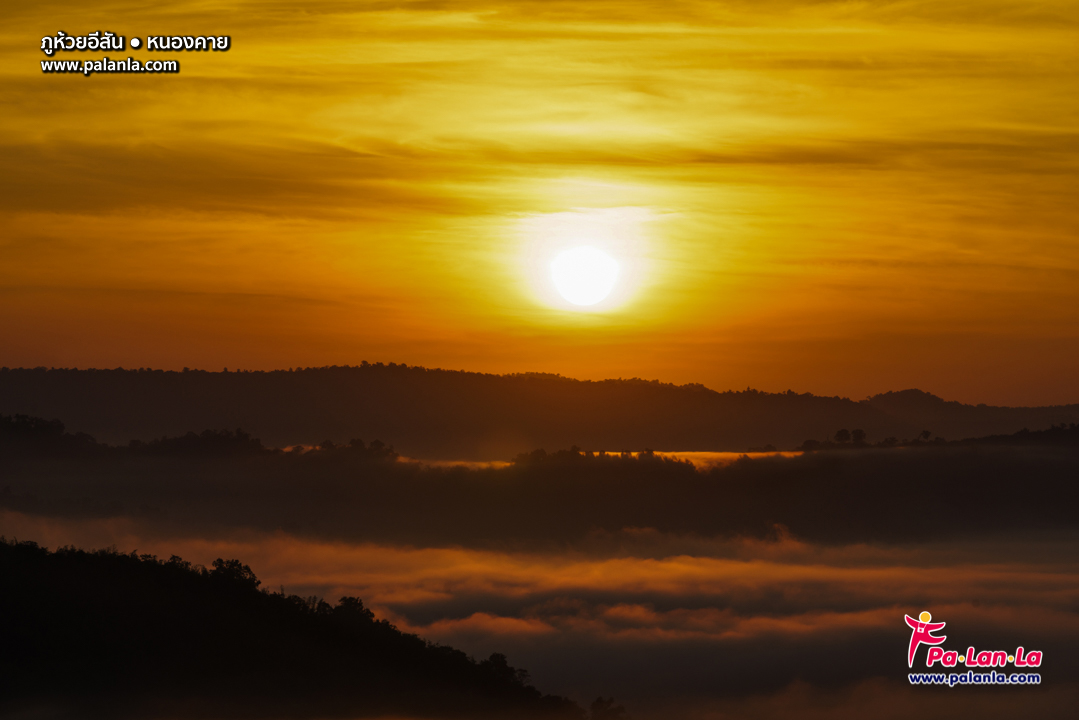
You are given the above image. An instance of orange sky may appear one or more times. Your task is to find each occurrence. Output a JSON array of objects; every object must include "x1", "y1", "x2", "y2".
[{"x1": 3, "y1": 1, "x2": 1078, "y2": 405}]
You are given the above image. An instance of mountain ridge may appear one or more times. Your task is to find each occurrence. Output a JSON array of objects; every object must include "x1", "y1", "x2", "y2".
[{"x1": 2, "y1": 364, "x2": 1077, "y2": 459}]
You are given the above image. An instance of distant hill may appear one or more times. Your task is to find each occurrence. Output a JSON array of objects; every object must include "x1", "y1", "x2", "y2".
[
  {"x1": 863, "y1": 389, "x2": 1079, "y2": 441},
  {"x1": 1, "y1": 365, "x2": 1077, "y2": 459},
  {"x1": 0, "y1": 539, "x2": 584, "y2": 719},
  {"x1": 3, "y1": 416, "x2": 1077, "y2": 547}
]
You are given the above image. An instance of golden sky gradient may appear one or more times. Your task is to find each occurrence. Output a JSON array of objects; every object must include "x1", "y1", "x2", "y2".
[{"x1": 3, "y1": 1, "x2": 1078, "y2": 404}]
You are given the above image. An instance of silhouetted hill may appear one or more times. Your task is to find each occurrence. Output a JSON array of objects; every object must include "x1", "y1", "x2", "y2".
[
  {"x1": 865, "y1": 389, "x2": 1079, "y2": 441},
  {"x1": 3, "y1": 416, "x2": 1076, "y2": 547},
  {"x1": 2, "y1": 365, "x2": 1077, "y2": 458},
  {"x1": 0, "y1": 539, "x2": 584, "y2": 719}
]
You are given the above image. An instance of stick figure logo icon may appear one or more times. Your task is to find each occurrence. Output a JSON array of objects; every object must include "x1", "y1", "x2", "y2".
[{"x1": 904, "y1": 611, "x2": 946, "y2": 667}]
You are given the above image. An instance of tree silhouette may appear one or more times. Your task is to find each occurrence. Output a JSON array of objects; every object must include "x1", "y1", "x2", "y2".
[
  {"x1": 210, "y1": 558, "x2": 261, "y2": 589},
  {"x1": 834, "y1": 428, "x2": 851, "y2": 444},
  {"x1": 851, "y1": 428, "x2": 866, "y2": 445}
]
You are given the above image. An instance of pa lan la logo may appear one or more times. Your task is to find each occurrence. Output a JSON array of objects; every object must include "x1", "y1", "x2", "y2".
[{"x1": 905, "y1": 611, "x2": 1042, "y2": 669}]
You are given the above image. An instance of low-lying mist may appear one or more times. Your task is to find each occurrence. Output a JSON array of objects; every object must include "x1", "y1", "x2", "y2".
[
  {"x1": 3, "y1": 439, "x2": 1076, "y2": 548},
  {"x1": 3, "y1": 419, "x2": 1077, "y2": 719}
]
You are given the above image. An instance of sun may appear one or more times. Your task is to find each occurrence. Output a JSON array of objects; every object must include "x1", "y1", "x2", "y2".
[
  {"x1": 551, "y1": 246, "x2": 620, "y2": 306},
  {"x1": 518, "y1": 207, "x2": 654, "y2": 313}
]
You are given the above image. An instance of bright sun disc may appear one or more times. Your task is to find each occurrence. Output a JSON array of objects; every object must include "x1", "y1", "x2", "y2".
[{"x1": 550, "y1": 246, "x2": 620, "y2": 306}]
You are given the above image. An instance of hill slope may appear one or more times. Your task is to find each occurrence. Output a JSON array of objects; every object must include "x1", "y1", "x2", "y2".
[{"x1": 0, "y1": 539, "x2": 583, "y2": 719}]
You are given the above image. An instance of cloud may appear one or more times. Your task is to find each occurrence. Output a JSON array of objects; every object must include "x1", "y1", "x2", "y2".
[
  {"x1": 4, "y1": 509, "x2": 1076, "y2": 715},
  {"x1": 5, "y1": 508, "x2": 1077, "y2": 631}
]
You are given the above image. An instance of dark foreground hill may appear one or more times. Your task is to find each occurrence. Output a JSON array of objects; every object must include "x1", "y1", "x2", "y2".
[
  {"x1": 2, "y1": 365, "x2": 1078, "y2": 458},
  {"x1": 0, "y1": 539, "x2": 585, "y2": 720}
]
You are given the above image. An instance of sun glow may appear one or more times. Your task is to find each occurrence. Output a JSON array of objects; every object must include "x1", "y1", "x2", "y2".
[
  {"x1": 519, "y1": 206, "x2": 653, "y2": 313},
  {"x1": 551, "y1": 247, "x2": 619, "y2": 306}
]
